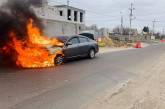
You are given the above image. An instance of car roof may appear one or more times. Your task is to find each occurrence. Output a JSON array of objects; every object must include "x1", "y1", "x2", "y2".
[
  {"x1": 54, "y1": 35, "x2": 89, "y2": 43},
  {"x1": 71, "y1": 35, "x2": 89, "y2": 38},
  {"x1": 79, "y1": 33, "x2": 95, "y2": 40}
]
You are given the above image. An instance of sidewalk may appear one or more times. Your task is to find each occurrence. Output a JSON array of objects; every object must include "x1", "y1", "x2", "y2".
[{"x1": 85, "y1": 52, "x2": 165, "y2": 109}]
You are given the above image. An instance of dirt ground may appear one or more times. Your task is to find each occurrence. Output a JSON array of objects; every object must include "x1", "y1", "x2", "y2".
[
  {"x1": 99, "y1": 47, "x2": 134, "y2": 54},
  {"x1": 85, "y1": 52, "x2": 165, "y2": 109},
  {"x1": 99, "y1": 43, "x2": 149, "y2": 54}
]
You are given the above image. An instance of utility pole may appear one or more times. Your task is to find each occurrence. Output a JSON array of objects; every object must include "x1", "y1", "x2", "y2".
[
  {"x1": 129, "y1": 3, "x2": 135, "y2": 41},
  {"x1": 163, "y1": 28, "x2": 165, "y2": 35},
  {"x1": 152, "y1": 19, "x2": 158, "y2": 36},
  {"x1": 120, "y1": 12, "x2": 123, "y2": 35}
]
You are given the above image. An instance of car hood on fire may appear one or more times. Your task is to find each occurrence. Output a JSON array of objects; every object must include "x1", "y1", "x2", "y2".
[{"x1": 45, "y1": 45, "x2": 62, "y2": 54}]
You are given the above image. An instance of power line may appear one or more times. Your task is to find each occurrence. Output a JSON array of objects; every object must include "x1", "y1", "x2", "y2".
[{"x1": 48, "y1": 0, "x2": 165, "y2": 30}]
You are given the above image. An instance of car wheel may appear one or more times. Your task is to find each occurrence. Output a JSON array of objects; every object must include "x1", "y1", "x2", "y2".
[
  {"x1": 89, "y1": 49, "x2": 95, "y2": 59},
  {"x1": 54, "y1": 55, "x2": 64, "y2": 66}
]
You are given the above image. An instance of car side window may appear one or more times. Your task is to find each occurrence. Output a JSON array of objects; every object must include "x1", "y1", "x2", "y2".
[
  {"x1": 79, "y1": 37, "x2": 89, "y2": 43},
  {"x1": 68, "y1": 38, "x2": 79, "y2": 45}
]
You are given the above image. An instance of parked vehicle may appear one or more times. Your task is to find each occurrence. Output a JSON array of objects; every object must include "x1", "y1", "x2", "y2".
[{"x1": 52, "y1": 35, "x2": 99, "y2": 65}]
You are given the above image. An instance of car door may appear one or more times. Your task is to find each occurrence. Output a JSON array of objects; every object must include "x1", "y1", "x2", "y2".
[
  {"x1": 63, "y1": 37, "x2": 80, "y2": 58},
  {"x1": 78, "y1": 37, "x2": 90, "y2": 56}
]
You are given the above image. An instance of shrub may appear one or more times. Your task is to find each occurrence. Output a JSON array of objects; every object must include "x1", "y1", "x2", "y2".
[{"x1": 98, "y1": 42, "x2": 106, "y2": 47}]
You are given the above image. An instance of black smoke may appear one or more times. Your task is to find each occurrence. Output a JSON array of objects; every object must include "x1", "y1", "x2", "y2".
[
  {"x1": 0, "y1": 0, "x2": 43, "y2": 47},
  {"x1": 0, "y1": 0, "x2": 43, "y2": 67},
  {"x1": 27, "y1": 0, "x2": 43, "y2": 6}
]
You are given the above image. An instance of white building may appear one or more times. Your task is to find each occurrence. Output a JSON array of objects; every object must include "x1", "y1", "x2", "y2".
[{"x1": 31, "y1": 0, "x2": 85, "y2": 36}]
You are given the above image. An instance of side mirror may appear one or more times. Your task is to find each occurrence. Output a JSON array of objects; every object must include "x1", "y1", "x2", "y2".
[{"x1": 66, "y1": 42, "x2": 72, "y2": 46}]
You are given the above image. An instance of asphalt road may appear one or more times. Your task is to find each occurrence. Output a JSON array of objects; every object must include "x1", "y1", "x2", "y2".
[{"x1": 0, "y1": 44, "x2": 165, "y2": 109}]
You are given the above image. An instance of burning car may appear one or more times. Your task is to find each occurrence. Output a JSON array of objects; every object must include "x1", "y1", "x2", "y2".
[
  {"x1": 55, "y1": 35, "x2": 99, "y2": 61},
  {"x1": 0, "y1": 0, "x2": 64, "y2": 68},
  {"x1": 45, "y1": 45, "x2": 64, "y2": 66},
  {"x1": 0, "y1": 0, "x2": 98, "y2": 68},
  {"x1": 0, "y1": 19, "x2": 64, "y2": 68}
]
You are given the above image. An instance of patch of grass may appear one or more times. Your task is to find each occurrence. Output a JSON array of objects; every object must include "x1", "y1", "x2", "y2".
[{"x1": 98, "y1": 42, "x2": 106, "y2": 47}]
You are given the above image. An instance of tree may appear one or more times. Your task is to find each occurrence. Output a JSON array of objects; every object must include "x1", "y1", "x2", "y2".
[
  {"x1": 112, "y1": 26, "x2": 120, "y2": 34},
  {"x1": 113, "y1": 26, "x2": 137, "y2": 35},
  {"x1": 143, "y1": 26, "x2": 149, "y2": 33}
]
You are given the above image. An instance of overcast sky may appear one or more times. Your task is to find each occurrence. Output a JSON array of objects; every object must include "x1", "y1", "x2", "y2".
[
  {"x1": 0, "y1": 0, "x2": 164, "y2": 32},
  {"x1": 49, "y1": 0, "x2": 165, "y2": 32}
]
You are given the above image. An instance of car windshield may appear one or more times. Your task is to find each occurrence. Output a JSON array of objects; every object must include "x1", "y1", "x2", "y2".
[{"x1": 55, "y1": 36, "x2": 69, "y2": 43}]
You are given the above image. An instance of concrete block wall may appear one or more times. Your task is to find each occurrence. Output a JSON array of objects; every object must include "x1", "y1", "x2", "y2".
[{"x1": 42, "y1": 19, "x2": 85, "y2": 37}]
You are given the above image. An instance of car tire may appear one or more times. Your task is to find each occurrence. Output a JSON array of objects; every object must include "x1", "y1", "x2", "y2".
[
  {"x1": 88, "y1": 49, "x2": 95, "y2": 59},
  {"x1": 54, "y1": 55, "x2": 64, "y2": 66}
]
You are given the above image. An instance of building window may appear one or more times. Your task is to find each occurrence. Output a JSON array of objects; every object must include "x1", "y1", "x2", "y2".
[
  {"x1": 59, "y1": 10, "x2": 63, "y2": 16},
  {"x1": 67, "y1": 9, "x2": 72, "y2": 20},
  {"x1": 79, "y1": 26, "x2": 81, "y2": 30},
  {"x1": 74, "y1": 11, "x2": 78, "y2": 21},
  {"x1": 80, "y1": 12, "x2": 83, "y2": 22}
]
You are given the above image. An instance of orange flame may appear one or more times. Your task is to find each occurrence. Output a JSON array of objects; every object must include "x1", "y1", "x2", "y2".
[{"x1": 7, "y1": 19, "x2": 64, "y2": 68}]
